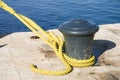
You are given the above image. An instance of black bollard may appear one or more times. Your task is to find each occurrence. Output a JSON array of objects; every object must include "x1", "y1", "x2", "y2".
[{"x1": 58, "y1": 19, "x2": 99, "y2": 60}]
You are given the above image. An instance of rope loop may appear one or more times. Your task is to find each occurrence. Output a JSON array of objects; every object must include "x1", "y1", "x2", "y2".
[{"x1": 0, "y1": 0, "x2": 95, "y2": 76}]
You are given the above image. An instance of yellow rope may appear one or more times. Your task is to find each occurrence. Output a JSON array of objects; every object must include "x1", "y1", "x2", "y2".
[{"x1": 0, "y1": 0, "x2": 95, "y2": 76}]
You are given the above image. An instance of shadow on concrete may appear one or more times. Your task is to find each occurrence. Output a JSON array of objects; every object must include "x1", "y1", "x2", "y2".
[
  {"x1": 92, "y1": 40, "x2": 116, "y2": 62},
  {"x1": 0, "y1": 44, "x2": 7, "y2": 48}
]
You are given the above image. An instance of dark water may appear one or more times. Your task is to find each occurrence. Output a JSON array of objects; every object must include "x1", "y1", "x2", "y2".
[{"x1": 0, "y1": 0, "x2": 120, "y2": 34}]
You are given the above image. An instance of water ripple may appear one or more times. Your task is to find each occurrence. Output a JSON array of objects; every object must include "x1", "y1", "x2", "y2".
[{"x1": 0, "y1": 0, "x2": 120, "y2": 33}]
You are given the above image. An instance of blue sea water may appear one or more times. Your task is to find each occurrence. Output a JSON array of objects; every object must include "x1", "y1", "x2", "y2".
[{"x1": 0, "y1": 0, "x2": 120, "y2": 34}]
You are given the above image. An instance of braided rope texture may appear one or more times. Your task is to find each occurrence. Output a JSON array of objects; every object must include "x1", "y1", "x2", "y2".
[{"x1": 0, "y1": 0, "x2": 95, "y2": 76}]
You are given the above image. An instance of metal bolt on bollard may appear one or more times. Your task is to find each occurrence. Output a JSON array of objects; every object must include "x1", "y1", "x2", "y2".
[{"x1": 58, "y1": 19, "x2": 99, "y2": 60}]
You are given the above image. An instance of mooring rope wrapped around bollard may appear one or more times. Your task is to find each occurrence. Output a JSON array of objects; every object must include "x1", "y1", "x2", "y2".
[{"x1": 0, "y1": 0, "x2": 95, "y2": 76}]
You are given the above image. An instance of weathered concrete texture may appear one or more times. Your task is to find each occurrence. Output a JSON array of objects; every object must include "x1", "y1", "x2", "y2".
[{"x1": 0, "y1": 23, "x2": 120, "y2": 80}]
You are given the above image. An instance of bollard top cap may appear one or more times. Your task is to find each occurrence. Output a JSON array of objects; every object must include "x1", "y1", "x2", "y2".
[{"x1": 58, "y1": 19, "x2": 99, "y2": 35}]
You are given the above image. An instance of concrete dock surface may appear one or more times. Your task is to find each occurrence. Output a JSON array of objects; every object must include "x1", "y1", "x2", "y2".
[{"x1": 0, "y1": 23, "x2": 120, "y2": 80}]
